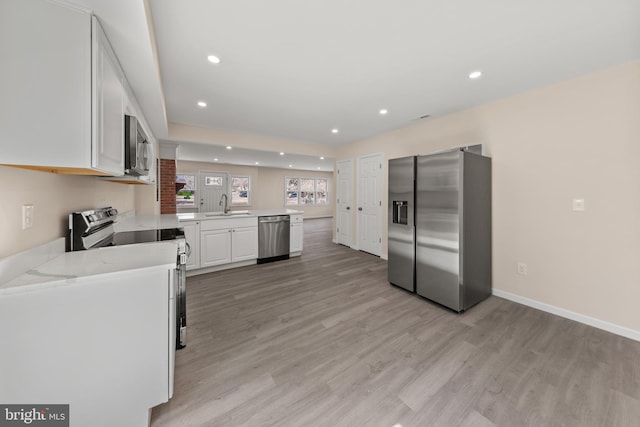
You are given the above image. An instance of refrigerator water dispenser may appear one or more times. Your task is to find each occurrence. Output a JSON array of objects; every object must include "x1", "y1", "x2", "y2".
[{"x1": 393, "y1": 201, "x2": 408, "y2": 225}]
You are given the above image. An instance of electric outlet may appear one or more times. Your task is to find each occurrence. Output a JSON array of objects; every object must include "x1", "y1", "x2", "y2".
[
  {"x1": 572, "y1": 198, "x2": 585, "y2": 211},
  {"x1": 22, "y1": 204, "x2": 34, "y2": 229},
  {"x1": 517, "y1": 262, "x2": 528, "y2": 276}
]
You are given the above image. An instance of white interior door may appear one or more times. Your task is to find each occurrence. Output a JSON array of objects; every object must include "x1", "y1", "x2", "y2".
[
  {"x1": 336, "y1": 159, "x2": 353, "y2": 247},
  {"x1": 358, "y1": 154, "x2": 383, "y2": 256},
  {"x1": 198, "y1": 171, "x2": 228, "y2": 213}
]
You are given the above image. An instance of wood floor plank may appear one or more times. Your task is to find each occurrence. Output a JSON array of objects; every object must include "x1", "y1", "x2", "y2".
[{"x1": 151, "y1": 218, "x2": 640, "y2": 427}]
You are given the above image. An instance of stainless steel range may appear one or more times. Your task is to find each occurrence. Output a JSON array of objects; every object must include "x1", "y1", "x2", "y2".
[{"x1": 69, "y1": 207, "x2": 188, "y2": 349}]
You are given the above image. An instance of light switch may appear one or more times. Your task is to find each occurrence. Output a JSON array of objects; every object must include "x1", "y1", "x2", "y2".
[{"x1": 572, "y1": 198, "x2": 585, "y2": 212}]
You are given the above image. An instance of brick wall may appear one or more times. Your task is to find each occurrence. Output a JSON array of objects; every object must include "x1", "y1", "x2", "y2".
[{"x1": 159, "y1": 158, "x2": 176, "y2": 214}]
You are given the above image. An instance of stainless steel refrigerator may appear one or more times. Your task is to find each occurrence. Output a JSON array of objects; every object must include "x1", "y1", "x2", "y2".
[{"x1": 388, "y1": 147, "x2": 492, "y2": 312}]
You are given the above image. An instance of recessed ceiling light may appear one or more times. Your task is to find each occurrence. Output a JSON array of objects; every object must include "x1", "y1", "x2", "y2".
[
  {"x1": 207, "y1": 55, "x2": 221, "y2": 64},
  {"x1": 255, "y1": 162, "x2": 259, "y2": 165},
  {"x1": 288, "y1": 164, "x2": 293, "y2": 168},
  {"x1": 279, "y1": 152, "x2": 285, "y2": 156},
  {"x1": 469, "y1": 70, "x2": 483, "y2": 79},
  {"x1": 214, "y1": 158, "x2": 218, "y2": 161},
  {"x1": 317, "y1": 167, "x2": 321, "y2": 170},
  {"x1": 226, "y1": 146, "x2": 232, "y2": 150},
  {"x1": 331, "y1": 129, "x2": 339, "y2": 134},
  {"x1": 197, "y1": 101, "x2": 207, "y2": 107},
  {"x1": 320, "y1": 156, "x2": 325, "y2": 160},
  {"x1": 379, "y1": 109, "x2": 388, "y2": 115}
]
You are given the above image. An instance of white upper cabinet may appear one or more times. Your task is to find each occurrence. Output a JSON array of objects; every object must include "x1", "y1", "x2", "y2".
[
  {"x1": 92, "y1": 16, "x2": 125, "y2": 175},
  {"x1": 0, "y1": 0, "x2": 134, "y2": 176}
]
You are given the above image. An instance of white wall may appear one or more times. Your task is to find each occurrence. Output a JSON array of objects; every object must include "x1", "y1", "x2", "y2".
[{"x1": 334, "y1": 60, "x2": 640, "y2": 333}]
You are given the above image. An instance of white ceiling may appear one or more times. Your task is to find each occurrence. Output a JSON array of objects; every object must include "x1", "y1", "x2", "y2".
[
  {"x1": 150, "y1": 0, "x2": 640, "y2": 146},
  {"x1": 66, "y1": 0, "x2": 640, "y2": 170}
]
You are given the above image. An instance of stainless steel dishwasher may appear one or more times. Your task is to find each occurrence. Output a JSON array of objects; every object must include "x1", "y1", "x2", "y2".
[{"x1": 258, "y1": 215, "x2": 290, "y2": 263}]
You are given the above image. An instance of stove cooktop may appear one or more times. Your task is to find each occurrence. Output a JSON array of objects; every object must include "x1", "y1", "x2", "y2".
[{"x1": 101, "y1": 228, "x2": 185, "y2": 247}]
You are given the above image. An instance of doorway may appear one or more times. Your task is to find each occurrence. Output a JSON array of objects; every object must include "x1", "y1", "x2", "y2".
[
  {"x1": 357, "y1": 153, "x2": 383, "y2": 256},
  {"x1": 336, "y1": 159, "x2": 353, "y2": 247},
  {"x1": 198, "y1": 171, "x2": 229, "y2": 213}
]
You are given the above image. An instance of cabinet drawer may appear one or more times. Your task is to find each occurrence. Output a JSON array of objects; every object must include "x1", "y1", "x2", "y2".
[
  {"x1": 200, "y1": 217, "x2": 258, "y2": 231},
  {"x1": 290, "y1": 214, "x2": 303, "y2": 224}
]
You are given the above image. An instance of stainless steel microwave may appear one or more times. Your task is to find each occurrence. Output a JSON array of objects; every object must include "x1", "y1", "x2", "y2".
[{"x1": 124, "y1": 115, "x2": 150, "y2": 176}]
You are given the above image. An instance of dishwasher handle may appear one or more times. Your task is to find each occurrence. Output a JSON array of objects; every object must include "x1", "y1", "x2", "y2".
[
  {"x1": 259, "y1": 218, "x2": 290, "y2": 224},
  {"x1": 258, "y1": 215, "x2": 290, "y2": 223}
]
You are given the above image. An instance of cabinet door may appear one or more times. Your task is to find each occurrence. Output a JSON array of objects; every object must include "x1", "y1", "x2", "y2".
[
  {"x1": 231, "y1": 227, "x2": 258, "y2": 262},
  {"x1": 290, "y1": 223, "x2": 303, "y2": 253},
  {"x1": 0, "y1": 0, "x2": 92, "y2": 169},
  {"x1": 92, "y1": 17, "x2": 124, "y2": 176},
  {"x1": 181, "y1": 222, "x2": 200, "y2": 270},
  {"x1": 201, "y1": 229, "x2": 232, "y2": 267}
]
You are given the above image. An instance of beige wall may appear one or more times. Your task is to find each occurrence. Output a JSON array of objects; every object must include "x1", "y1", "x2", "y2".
[
  {"x1": 135, "y1": 182, "x2": 160, "y2": 216},
  {"x1": 0, "y1": 166, "x2": 136, "y2": 258},
  {"x1": 177, "y1": 161, "x2": 333, "y2": 218},
  {"x1": 335, "y1": 60, "x2": 640, "y2": 332}
]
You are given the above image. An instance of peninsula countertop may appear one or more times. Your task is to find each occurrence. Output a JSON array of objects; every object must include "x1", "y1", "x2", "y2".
[{"x1": 0, "y1": 240, "x2": 178, "y2": 295}]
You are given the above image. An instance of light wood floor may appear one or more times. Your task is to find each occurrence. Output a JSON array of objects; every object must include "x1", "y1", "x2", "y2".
[{"x1": 151, "y1": 218, "x2": 640, "y2": 427}]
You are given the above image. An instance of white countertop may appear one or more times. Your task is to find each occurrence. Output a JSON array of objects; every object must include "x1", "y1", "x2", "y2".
[
  {"x1": 0, "y1": 241, "x2": 178, "y2": 296},
  {"x1": 114, "y1": 209, "x2": 303, "y2": 231}
]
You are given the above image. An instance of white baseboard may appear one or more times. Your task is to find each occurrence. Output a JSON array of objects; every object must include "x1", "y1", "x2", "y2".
[
  {"x1": 332, "y1": 240, "x2": 387, "y2": 260},
  {"x1": 492, "y1": 288, "x2": 640, "y2": 342},
  {"x1": 332, "y1": 239, "x2": 354, "y2": 249},
  {"x1": 186, "y1": 260, "x2": 256, "y2": 277}
]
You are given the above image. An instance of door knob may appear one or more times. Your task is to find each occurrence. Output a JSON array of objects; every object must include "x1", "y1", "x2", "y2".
[
  {"x1": 358, "y1": 207, "x2": 363, "y2": 211},
  {"x1": 346, "y1": 206, "x2": 350, "y2": 210}
]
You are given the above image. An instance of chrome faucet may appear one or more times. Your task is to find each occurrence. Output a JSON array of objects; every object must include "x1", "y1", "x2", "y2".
[{"x1": 219, "y1": 193, "x2": 230, "y2": 214}]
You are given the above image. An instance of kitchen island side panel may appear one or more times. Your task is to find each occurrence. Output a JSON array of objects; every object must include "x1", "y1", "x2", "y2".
[{"x1": 0, "y1": 267, "x2": 172, "y2": 427}]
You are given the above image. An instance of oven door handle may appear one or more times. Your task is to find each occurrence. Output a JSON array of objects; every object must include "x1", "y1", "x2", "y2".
[{"x1": 185, "y1": 242, "x2": 192, "y2": 258}]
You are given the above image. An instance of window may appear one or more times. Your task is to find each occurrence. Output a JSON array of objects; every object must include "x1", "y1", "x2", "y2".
[
  {"x1": 316, "y1": 178, "x2": 328, "y2": 204},
  {"x1": 176, "y1": 174, "x2": 196, "y2": 207},
  {"x1": 286, "y1": 178, "x2": 298, "y2": 206},
  {"x1": 204, "y1": 176, "x2": 223, "y2": 186},
  {"x1": 285, "y1": 177, "x2": 328, "y2": 206},
  {"x1": 231, "y1": 176, "x2": 250, "y2": 205}
]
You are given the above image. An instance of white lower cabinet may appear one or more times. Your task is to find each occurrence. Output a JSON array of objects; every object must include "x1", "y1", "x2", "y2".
[
  {"x1": 197, "y1": 217, "x2": 259, "y2": 270},
  {"x1": 183, "y1": 215, "x2": 302, "y2": 274},
  {"x1": 200, "y1": 229, "x2": 232, "y2": 267},
  {"x1": 290, "y1": 214, "x2": 304, "y2": 254},
  {"x1": 181, "y1": 221, "x2": 200, "y2": 270},
  {"x1": 231, "y1": 227, "x2": 259, "y2": 262},
  {"x1": 0, "y1": 263, "x2": 174, "y2": 427}
]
